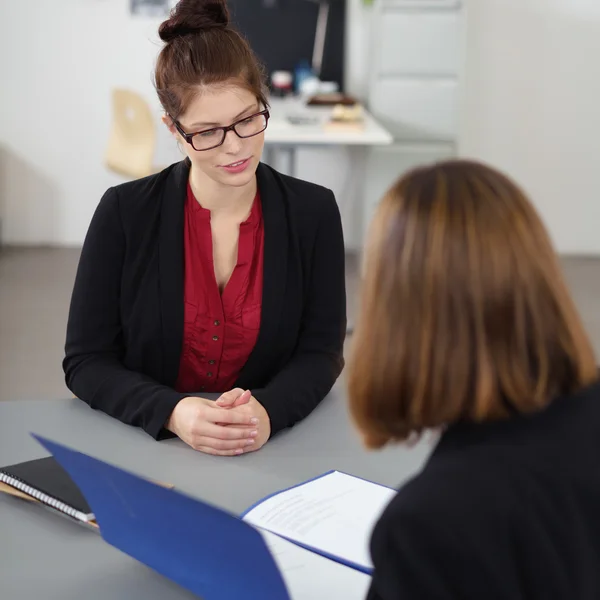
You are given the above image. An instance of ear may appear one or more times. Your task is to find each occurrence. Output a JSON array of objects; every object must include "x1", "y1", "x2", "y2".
[{"x1": 162, "y1": 114, "x2": 178, "y2": 137}]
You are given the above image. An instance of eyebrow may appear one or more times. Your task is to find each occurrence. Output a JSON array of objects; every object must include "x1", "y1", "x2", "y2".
[{"x1": 188, "y1": 104, "x2": 258, "y2": 129}]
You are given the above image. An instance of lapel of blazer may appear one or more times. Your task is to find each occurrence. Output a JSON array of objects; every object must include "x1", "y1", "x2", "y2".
[
  {"x1": 236, "y1": 163, "x2": 288, "y2": 387},
  {"x1": 158, "y1": 160, "x2": 189, "y2": 386}
]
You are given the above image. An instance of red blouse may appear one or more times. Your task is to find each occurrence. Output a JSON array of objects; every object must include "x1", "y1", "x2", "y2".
[{"x1": 174, "y1": 183, "x2": 264, "y2": 394}]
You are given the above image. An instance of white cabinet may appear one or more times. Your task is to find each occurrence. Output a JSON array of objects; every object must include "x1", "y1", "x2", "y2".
[
  {"x1": 378, "y1": 10, "x2": 461, "y2": 76},
  {"x1": 360, "y1": 0, "x2": 463, "y2": 239},
  {"x1": 370, "y1": 78, "x2": 458, "y2": 141},
  {"x1": 378, "y1": 0, "x2": 460, "y2": 7},
  {"x1": 367, "y1": 0, "x2": 462, "y2": 137}
]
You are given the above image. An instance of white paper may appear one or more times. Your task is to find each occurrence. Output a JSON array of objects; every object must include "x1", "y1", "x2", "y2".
[
  {"x1": 260, "y1": 529, "x2": 371, "y2": 600},
  {"x1": 243, "y1": 471, "x2": 396, "y2": 570}
]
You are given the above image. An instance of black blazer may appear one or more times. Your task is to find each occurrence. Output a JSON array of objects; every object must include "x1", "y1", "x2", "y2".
[
  {"x1": 368, "y1": 379, "x2": 600, "y2": 600},
  {"x1": 63, "y1": 160, "x2": 346, "y2": 440}
]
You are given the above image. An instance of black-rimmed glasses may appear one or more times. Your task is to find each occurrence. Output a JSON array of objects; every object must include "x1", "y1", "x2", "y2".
[{"x1": 171, "y1": 109, "x2": 270, "y2": 151}]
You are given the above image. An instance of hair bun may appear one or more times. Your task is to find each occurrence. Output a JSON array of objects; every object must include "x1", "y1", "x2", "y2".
[{"x1": 159, "y1": 0, "x2": 230, "y2": 42}]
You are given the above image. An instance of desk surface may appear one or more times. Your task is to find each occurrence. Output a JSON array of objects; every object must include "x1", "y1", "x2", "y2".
[
  {"x1": 265, "y1": 97, "x2": 394, "y2": 146},
  {"x1": 1, "y1": 387, "x2": 434, "y2": 600}
]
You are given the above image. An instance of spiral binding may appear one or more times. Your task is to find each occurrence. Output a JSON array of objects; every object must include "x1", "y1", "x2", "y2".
[{"x1": 0, "y1": 471, "x2": 92, "y2": 523}]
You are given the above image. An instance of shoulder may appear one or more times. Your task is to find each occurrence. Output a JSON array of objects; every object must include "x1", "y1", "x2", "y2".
[
  {"x1": 95, "y1": 161, "x2": 183, "y2": 221},
  {"x1": 375, "y1": 452, "x2": 517, "y2": 548},
  {"x1": 106, "y1": 161, "x2": 182, "y2": 212},
  {"x1": 368, "y1": 456, "x2": 519, "y2": 600},
  {"x1": 257, "y1": 162, "x2": 339, "y2": 224}
]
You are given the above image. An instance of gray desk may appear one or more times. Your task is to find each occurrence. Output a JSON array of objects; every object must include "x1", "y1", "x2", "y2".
[{"x1": 0, "y1": 387, "x2": 434, "y2": 599}]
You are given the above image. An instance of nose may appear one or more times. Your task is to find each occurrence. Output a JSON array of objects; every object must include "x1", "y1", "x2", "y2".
[{"x1": 222, "y1": 128, "x2": 242, "y2": 154}]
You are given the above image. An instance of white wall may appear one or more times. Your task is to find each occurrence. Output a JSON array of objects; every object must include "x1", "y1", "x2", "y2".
[
  {"x1": 0, "y1": 0, "x2": 374, "y2": 247},
  {"x1": 459, "y1": 0, "x2": 600, "y2": 255},
  {"x1": 0, "y1": 0, "x2": 172, "y2": 245}
]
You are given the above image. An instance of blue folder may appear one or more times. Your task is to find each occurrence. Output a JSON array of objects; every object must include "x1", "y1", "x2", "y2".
[{"x1": 32, "y1": 434, "x2": 290, "y2": 600}]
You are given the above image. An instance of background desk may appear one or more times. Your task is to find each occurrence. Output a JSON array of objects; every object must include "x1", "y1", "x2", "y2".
[
  {"x1": 0, "y1": 387, "x2": 434, "y2": 600},
  {"x1": 263, "y1": 97, "x2": 393, "y2": 253},
  {"x1": 264, "y1": 97, "x2": 393, "y2": 178}
]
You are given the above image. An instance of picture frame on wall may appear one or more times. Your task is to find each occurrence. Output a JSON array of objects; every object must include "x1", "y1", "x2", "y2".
[{"x1": 130, "y1": 0, "x2": 176, "y2": 17}]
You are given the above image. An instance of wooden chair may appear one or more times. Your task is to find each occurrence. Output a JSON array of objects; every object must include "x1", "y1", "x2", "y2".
[{"x1": 105, "y1": 89, "x2": 161, "y2": 179}]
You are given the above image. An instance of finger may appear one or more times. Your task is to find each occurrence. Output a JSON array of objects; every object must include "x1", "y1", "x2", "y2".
[
  {"x1": 206, "y1": 405, "x2": 259, "y2": 426},
  {"x1": 215, "y1": 388, "x2": 246, "y2": 408},
  {"x1": 216, "y1": 389, "x2": 251, "y2": 408},
  {"x1": 202, "y1": 422, "x2": 258, "y2": 441},
  {"x1": 193, "y1": 436, "x2": 256, "y2": 453},
  {"x1": 194, "y1": 445, "x2": 246, "y2": 457},
  {"x1": 229, "y1": 390, "x2": 252, "y2": 408}
]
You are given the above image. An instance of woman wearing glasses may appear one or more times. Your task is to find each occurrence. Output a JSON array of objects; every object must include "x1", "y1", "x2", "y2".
[{"x1": 63, "y1": 0, "x2": 346, "y2": 455}]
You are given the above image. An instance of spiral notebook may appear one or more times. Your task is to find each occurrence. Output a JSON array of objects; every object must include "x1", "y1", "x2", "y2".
[{"x1": 0, "y1": 456, "x2": 95, "y2": 525}]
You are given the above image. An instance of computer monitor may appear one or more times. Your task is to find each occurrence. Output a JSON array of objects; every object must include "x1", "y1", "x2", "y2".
[{"x1": 228, "y1": 0, "x2": 346, "y2": 91}]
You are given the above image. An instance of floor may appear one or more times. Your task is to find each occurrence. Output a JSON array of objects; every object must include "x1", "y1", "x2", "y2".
[{"x1": 0, "y1": 247, "x2": 599, "y2": 402}]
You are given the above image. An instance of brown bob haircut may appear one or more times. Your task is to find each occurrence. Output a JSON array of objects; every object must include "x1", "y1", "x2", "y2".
[{"x1": 348, "y1": 159, "x2": 597, "y2": 449}]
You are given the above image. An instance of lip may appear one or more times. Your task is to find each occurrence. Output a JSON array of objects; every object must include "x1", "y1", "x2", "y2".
[{"x1": 219, "y1": 157, "x2": 252, "y2": 174}]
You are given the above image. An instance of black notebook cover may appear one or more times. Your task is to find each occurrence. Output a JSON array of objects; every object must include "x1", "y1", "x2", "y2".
[{"x1": 0, "y1": 456, "x2": 93, "y2": 517}]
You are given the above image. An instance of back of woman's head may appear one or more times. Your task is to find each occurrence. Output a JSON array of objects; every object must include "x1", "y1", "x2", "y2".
[
  {"x1": 349, "y1": 159, "x2": 597, "y2": 449},
  {"x1": 154, "y1": 0, "x2": 267, "y2": 119}
]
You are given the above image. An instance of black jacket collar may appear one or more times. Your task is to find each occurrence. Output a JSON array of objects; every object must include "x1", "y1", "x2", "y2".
[{"x1": 431, "y1": 378, "x2": 600, "y2": 462}]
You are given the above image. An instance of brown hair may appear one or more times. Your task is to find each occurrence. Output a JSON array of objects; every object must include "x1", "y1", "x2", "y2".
[
  {"x1": 154, "y1": 0, "x2": 268, "y2": 120},
  {"x1": 348, "y1": 159, "x2": 597, "y2": 449}
]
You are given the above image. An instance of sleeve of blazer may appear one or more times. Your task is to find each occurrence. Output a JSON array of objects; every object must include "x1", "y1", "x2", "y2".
[
  {"x1": 251, "y1": 189, "x2": 346, "y2": 437},
  {"x1": 63, "y1": 188, "x2": 187, "y2": 439}
]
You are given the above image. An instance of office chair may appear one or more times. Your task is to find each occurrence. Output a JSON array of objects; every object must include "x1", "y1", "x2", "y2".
[{"x1": 105, "y1": 89, "x2": 161, "y2": 179}]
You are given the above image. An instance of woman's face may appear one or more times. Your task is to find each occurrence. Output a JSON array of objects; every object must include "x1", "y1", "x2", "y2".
[{"x1": 166, "y1": 83, "x2": 266, "y2": 189}]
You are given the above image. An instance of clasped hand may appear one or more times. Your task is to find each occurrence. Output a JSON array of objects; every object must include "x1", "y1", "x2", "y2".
[{"x1": 167, "y1": 389, "x2": 270, "y2": 456}]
